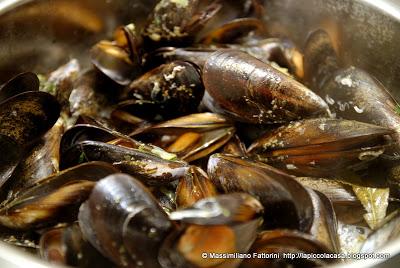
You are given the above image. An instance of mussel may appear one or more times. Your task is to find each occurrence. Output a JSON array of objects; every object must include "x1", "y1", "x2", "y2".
[
  {"x1": 220, "y1": 134, "x2": 247, "y2": 157},
  {"x1": 304, "y1": 30, "x2": 400, "y2": 155},
  {"x1": 90, "y1": 23, "x2": 144, "y2": 87},
  {"x1": 0, "y1": 162, "x2": 117, "y2": 230},
  {"x1": 5, "y1": 119, "x2": 64, "y2": 195},
  {"x1": 61, "y1": 140, "x2": 188, "y2": 185},
  {"x1": 0, "y1": 90, "x2": 60, "y2": 188},
  {"x1": 203, "y1": 50, "x2": 330, "y2": 124},
  {"x1": 160, "y1": 193, "x2": 263, "y2": 268},
  {"x1": 142, "y1": 0, "x2": 221, "y2": 46},
  {"x1": 175, "y1": 166, "x2": 217, "y2": 208},
  {"x1": 241, "y1": 230, "x2": 335, "y2": 268},
  {"x1": 133, "y1": 113, "x2": 235, "y2": 162},
  {"x1": 2, "y1": 2, "x2": 400, "y2": 267},
  {"x1": 207, "y1": 154, "x2": 339, "y2": 251},
  {"x1": 40, "y1": 224, "x2": 114, "y2": 267},
  {"x1": 248, "y1": 118, "x2": 394, "y2": 178},
  {"x1": 207, "y1": 154, "x2": 313, "y2": 231},
  {"x1": 118, "y1": 61, "x2": 204, "y2": 119},
  {"x1": 68, "y1": 69, "x2": 118, "y2": 126},
  {"x1": 78, "y1": 173, "x2": 173, "y2": 267}
]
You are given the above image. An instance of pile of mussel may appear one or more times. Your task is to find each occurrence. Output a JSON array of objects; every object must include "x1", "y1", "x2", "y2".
[{"x1": 1, "y1": 0, "x2": 400, "y2": 267}]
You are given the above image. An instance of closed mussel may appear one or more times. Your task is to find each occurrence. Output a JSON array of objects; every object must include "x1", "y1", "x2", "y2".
[
  {"x1": 203, "y1": 50, "x2": 329, "y2": 124},
  {"x1": 78, "y1": 173, "x2": 173, "y2": 267}
]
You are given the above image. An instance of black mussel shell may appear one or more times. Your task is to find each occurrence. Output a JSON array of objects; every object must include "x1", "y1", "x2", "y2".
[
  {"x1": 78, "y1": 173, "x2": 173, "y2": 267},
  {"x1": 0, "y1": 72, "x2": 39, "y2": 103}
]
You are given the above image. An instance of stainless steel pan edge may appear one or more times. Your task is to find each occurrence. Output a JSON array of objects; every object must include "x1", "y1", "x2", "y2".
[{"x1": 1, "y1": 0, "x2": 400, "y2": 267}]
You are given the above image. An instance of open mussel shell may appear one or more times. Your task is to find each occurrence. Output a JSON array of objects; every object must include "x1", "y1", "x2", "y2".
[
  {"x1": 0, "y1": 134, "x2": 22, "y2": 190},
  {"x1": 113, "y1": 98, "x2": 165, "y2": 122},
  {"x1": 175, "y1": 166, "x2": 217, "y2": 208},
  {"x1": 5, "y1": 119, "x2": 64, "y2": 195},
  {"x1": 167, "y1": 127, "x2": 235, "y2": 162},
  {"x1": 0, "y1": 72, "x2": 39, "y2": 103},
  {"x1": 241, "y1": 230, "x2": 335, "y2": 268},
  {"x1": 151, "y1": 184, "x2": 177, "y2": 214},
  {"x1": 90, "y1": 40, "x2": 140, "y2": 86},
  {"x1": 59, "y1": 121, "x2": 170, "y2": 159},
  {"x1": 201, "y1": 18, "x2": 266, "y2": 45},
  {"x1": 136, "y1": 113, "x2": 233, "y2": 135},
  {"x1": 159, "y1": 221, "x2": 260, "y2": 268},
  {"x1": 0, "y1": 91, "x2": 60, "y2": 147},
  {"x1": 248, "y1": 118, "x2": 394, "y2": 177},
  {"x1": 60, "y1": 124, "x2": 117, "y2": 156},
  {"x1": 360, "y1": 209, "x2": 400, "y2": 253},
  {"x1": 61, "y1": 140, "x2": 188, "y2": 185},
  {"x1": 0, "y1": 161, "x2": 117, "y2": 230},
  {"x1": 113, "y1": 23, "x2": 143, "y2": 68},
  {"x1": 207, "y1": 154, "x2": 340, "y2": 251},
  {"x1": 203, "y1": 50, "x2": 330, "y2": 124},
  {"x1": 132, "y1": 112, "x2": 235, "y2": 162},
  {"x1": 160, "y1": 193, "x2": 263, "y2": 268},
  {"x1": 207, "y1": 154, "x2": 313, "y2": 231},
  {"x1": 170, "y1": 193, "x2": 263, "y2": 225},
  {"x1": 78, "y1": 173, "x2": 173, "y2": 267},
  {"x1": 59, "y1": 122, "x2": 149, "y2": 156},
  {"x1": 220, "y1": 134, "x2": 247, "y2": 157},
  {"x1": 60, "y1": 120, "x2": 178, "y2": 161},
  {"x1": 39, "y1": 224, "x2": 114, "y2": 268},
  {"x1": 119, "y1": 61, "x2": 204, "y2": 119},
  {"x1": 142, "y1": 0, "x2": 221, "y2": 46}
]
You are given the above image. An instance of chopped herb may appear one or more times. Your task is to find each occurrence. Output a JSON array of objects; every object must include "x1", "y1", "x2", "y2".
[{"x1": 78, "y1": 152, "x2": 87, "y2": 164}]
